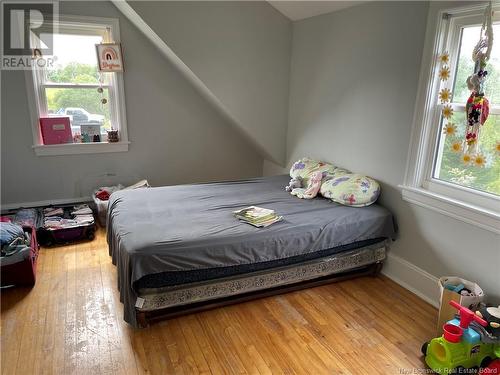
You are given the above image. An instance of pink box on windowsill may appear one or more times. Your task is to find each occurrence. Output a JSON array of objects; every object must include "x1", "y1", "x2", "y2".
[{"x1": 39, "y1": 117, "x2": 73, "y2": 145}]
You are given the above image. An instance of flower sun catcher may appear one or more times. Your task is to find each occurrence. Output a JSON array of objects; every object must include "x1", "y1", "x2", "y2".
[{"x1": 439, "y1": 2, "x2": 495, "y2": 168}]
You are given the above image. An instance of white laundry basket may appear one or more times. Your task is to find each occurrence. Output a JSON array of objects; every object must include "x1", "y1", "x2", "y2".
[{"x1": 93, "y1": 179, "x2": 150, "y2": 227}]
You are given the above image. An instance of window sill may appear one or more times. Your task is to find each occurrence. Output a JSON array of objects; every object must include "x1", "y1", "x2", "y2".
[
  {"x1": 400, "y1": 185, "x2": 500, "y2": 234},
  {"x1": 33, "y1": 141, "x2": 130, "y2": 156}
]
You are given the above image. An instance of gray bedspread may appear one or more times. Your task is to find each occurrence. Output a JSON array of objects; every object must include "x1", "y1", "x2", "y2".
[{"x1": 107, "y1": 175, "x2": 396, "y2": 326}]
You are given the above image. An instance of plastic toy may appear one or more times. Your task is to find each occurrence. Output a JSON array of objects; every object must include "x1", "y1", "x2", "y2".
[
  {"x1": 484, "y1": 358, "x2": 500, "y2": 372},
  {"x1": 476, "y1": 305, "x2": 500, "y2": 337},
  {"x1": 285, "y1": 176, "x2": 302, "y2": 192},
  {"x1": 422, "y1": 301, "x2": 500, "y2": 374}
]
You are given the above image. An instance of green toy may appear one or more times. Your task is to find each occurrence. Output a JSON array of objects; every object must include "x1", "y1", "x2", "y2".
[{"x1": 422, "y1": 301, "x2": 500, "y2": 374}]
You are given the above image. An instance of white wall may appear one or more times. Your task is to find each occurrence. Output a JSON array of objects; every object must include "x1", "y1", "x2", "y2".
[
  {"x1": 129, "y1": 1, "x2": 292, "y2": 165},
  {"x1": 286, "y1": 1, "x2": 500, "y2": 302},
  {"x1": 0, "y1": 1, "x2": 263, "y2": 205}
]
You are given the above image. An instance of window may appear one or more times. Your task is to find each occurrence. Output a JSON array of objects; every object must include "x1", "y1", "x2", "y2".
[
  {"x1": 27, "y1": 15, "x2": 128, "y2": 155},
  {"x1": 433, "y1": 22, "x2": 500, "y2": 197},
  {"x1": 403, "y1": 4, "x2": 500, "y2": 233}
]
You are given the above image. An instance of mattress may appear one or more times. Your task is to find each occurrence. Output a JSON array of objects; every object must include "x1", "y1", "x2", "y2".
[
  {"x1": 107, "y1": 175, "x2": 396, "y2": 326},
  {"x1": 134, "y1": 237, "x2": 385, "y2": 289}
]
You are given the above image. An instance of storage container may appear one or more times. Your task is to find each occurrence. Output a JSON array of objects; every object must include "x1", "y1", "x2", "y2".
[
  {"x1": 436, "y1": 276, "x2": 484, "y2": 335},
  {"x1": 0, "y1": 225, "x2": 39, "y2": 287},
  {"x1": 37, "y1": 205, "x2": 96, "y2": 246}
]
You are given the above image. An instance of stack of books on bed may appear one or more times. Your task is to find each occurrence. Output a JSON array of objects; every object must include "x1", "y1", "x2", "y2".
[{"x1": 233, "y1": 206, "x2": 282, "y2": 228}]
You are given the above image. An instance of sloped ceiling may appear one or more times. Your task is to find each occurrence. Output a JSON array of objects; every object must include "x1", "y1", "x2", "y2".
[
  {"x1": 113, "y1": 1, "x2": 292, "y2": 165},
  {"x1": 268, "y1": 1, "x2": 367, "y2": 21}
]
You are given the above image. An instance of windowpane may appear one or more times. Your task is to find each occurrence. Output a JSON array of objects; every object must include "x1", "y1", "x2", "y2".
[
  {"x1": 434, "y1": 112, "x2": 500, "y2": 195},
  {"x1": 433, "y1": 23, "x2": 500, "y2": 197},
  {"x1": 452, "y1": 24, "x2": 500, "y2": 104},
  {"x1": 46, "y1": 87, "x2": 111, "y2": 136},
  {"x1": 45, "y1": 33, "x2": 103, "y2": 84}
]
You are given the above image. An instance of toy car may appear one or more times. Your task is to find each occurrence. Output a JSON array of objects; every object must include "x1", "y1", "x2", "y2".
[{"x1": 422, "y1": 301, "x2": 500, "y2": 374}]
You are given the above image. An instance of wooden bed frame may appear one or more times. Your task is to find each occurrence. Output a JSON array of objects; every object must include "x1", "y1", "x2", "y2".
[{"x1": 136, "y1": 262, "x2": 383, "y2": 328}]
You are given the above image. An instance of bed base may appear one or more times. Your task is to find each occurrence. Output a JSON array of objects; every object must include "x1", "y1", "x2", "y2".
[{"x1": 136, "y1": 261, "x2": 382, "y2": 328}]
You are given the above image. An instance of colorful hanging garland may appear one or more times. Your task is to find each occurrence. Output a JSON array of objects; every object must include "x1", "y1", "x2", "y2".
[{"x1": 439, "y1": 2, "x2": 496, "y2": 168}]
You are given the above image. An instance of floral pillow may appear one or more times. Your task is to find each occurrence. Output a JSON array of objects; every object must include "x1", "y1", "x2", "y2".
[
  {"x1": 289, "y1": 158, "x2": 336, "y2": 184},
  {"x1": 323, "y1": 167, "x2": 350, "y2": 180},
  {"x1": 320, "y1": 173, "x2": 380, "y2": 207}
]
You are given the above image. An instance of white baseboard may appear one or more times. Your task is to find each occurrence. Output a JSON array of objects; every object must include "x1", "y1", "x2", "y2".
[
  {"x1": 382, "y1": 252, "x2": 440, "y2": 308},
  {"x1": 1, "y1": 196, "x2": 91, "y2": 212}
]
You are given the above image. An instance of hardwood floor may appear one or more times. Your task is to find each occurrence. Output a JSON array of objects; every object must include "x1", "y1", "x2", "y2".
[{"x1": 1, "y1": 229, "x2": 436, "y2": 374}]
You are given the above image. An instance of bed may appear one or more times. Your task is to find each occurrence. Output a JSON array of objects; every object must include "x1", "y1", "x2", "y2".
[{"x1": 107, "y1": 175, "x2": 396, "y2": 327}]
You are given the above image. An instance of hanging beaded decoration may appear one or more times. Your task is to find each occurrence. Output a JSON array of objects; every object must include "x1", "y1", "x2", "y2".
[
  {"x1": 463, "y1": 2, "x2": 493, "y2": 168},
  {"x1": 439, "y1": 2, "x2": 495, "y2": 168},
  {"x1": 97, "y1": 75, "x2": 107, "y2": 105},
  {"x1": 97, "y1": 28, "x2": 111, "y2": 106},
  {"x1": 96, "y1": 27, "x2": 114, "y2": 141}
]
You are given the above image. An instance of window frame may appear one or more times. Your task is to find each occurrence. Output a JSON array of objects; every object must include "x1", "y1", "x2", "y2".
[
  {"x1": 25, "y1": 14, "x2": 129, "y2": 156},
  {"x1": 402, "y1": 3, "x2": 500, "y2": 234}
]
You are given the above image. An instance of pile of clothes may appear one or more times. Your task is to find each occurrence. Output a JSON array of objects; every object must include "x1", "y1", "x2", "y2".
[
  {"x1": 0, "y1": 221, "x2": 30, "y2": 257},
  {"x1": 94, "y1": 185, "x2": 123, "y2": 201},
  {"x1": 1, "y1": 209, "x2": 38, "y2": 257},
  {"x1": 43, "y1": 204, "x2": 94, "y2": 230}
]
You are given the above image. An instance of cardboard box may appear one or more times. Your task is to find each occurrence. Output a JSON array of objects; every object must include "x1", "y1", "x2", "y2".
[{"x1": 437, "y1": 276, "x2": 484, "y2": 335}]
